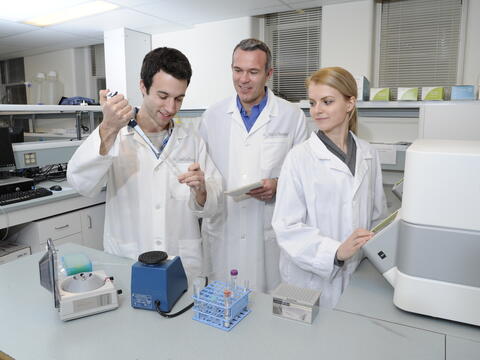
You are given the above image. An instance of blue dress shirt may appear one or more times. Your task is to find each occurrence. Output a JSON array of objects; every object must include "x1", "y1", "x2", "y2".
[{"x1": 236, "y1": 89, "x2": 268, "y2": 132}]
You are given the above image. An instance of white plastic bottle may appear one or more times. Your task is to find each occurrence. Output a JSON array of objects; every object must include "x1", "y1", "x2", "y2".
[
  {"x1": 45, "y1": 71, "x2": 60, "y2": 104},
  {"x1": 32, "y1": 72, "x2": 46, "y2": 105}
]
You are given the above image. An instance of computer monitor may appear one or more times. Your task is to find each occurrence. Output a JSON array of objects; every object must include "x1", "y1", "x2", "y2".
[{"x1": 0, "y1": 127, "x2": 16, "y2": 177}]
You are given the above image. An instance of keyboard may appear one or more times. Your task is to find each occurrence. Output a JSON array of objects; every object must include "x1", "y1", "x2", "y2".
[{"x1": 0, "y1": 187, "x2": 53, "y2": 206}]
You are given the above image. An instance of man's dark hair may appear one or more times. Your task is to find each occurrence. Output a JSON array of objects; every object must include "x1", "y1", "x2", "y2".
[{"x1": 141, "y1": 47, "x2": 192, "y2": 93}]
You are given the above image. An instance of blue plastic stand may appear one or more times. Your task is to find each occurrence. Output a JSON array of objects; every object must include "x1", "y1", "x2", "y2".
[{"x1": 192, "y1": 281, "x2": 251, "y2": 331}]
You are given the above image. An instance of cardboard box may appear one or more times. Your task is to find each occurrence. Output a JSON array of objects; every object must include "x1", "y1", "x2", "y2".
[
  {"x1": 398, "y1": 87, "x2": 419, "y2": 101},
  {"x1": 370, "y1": 88, "x2": 391, "y2": 101},
  {"x1": 450, "y1": 85, "x2": 475, "y2": 100},
  {"x1": 422, "y1": 87, "x2": 444, "y2": 100}
]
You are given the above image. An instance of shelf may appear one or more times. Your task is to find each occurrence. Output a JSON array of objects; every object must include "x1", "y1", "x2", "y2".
[{"x1": 0, "y1": 104, "x2": 102, "y2": 113}]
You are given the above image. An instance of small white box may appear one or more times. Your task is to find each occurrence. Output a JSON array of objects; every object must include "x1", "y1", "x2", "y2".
[
  {"x1": 0, "y1": 243, "x2": 31, "y2": 265},
  {"x1": 370, "y1": 88, "x2": 391, "y2": 101},
  {"x1": 421, "y1": 87, "x2": 444, "y2": 100},
  {"x1": 272, "y1": 283, "x2": 320, "y2": 324},
  {"x1": 397, "y1": 87, "x2": 419, "y2": 101}
]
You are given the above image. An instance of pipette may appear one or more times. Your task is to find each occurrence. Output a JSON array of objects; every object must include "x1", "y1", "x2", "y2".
[
  {"x1": 105, "y1": 91, "x2": 182, "y2": 176},
  {"x1": 106, "y1": 91, "x2": 161, "y2": 159}
]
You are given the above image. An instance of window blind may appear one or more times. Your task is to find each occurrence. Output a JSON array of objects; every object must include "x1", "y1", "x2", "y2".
[
  {"x1": 265, "y1": 7, "x2": 321, "y2": 102},
  {"x1": 378, "y1": 0, "x2": 462, "y2": 87}
]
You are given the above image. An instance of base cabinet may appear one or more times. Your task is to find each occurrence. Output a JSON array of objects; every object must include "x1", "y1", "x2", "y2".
[{"x1": 15, "y1": 203, "x2": 105, "y2": 254}]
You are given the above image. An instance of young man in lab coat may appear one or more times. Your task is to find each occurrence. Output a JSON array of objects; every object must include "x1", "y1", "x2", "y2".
[
  {"x1": 67, "y1": 47, "x2": 222, "y2": 278},
  {"x1": 199, "y1": 38, "x2": 308, "y2": 293}
]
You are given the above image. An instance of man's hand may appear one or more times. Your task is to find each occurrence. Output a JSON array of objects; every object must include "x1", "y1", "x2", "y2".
[
  {"x1": 178, "y1": 163, "x2": 207, "y2": 206},
  {"x1": 247, "y1": 178, "x2": 278, "y2": 202},
  {"x1": 336, "y1": 228, "x2": 374, "y2": 261},
  {"x1": 98, "y1": 89, "x2": 133, "y2": 155}
]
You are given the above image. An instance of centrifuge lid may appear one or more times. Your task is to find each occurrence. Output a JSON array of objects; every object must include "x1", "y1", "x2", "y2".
[{"x1": 38, "y1": 238, "x2": 60, "y2": 309}]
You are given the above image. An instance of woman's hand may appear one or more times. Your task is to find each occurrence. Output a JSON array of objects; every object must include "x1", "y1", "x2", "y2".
[{"x1": 336, "y1": 228, "x2": 374, "y2": 261}]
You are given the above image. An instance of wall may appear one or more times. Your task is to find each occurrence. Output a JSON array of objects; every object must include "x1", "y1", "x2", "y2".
[
  {"x1": 152, "y1": 17, "x2": 260, "y2": 109},
  {"x1": 24, "y1": 47, "x2": 96, "y2": 104},
  {"x1": 321, "y1": 0, "x2": 375, "y2": 80},
  {"x1": 24, "y1": 49, "x2": 72, "y2": 104}
]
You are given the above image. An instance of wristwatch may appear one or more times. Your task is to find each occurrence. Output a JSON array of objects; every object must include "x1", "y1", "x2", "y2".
[{"x1": 334, "y1": 251, "x2": 345, "y2": 267}]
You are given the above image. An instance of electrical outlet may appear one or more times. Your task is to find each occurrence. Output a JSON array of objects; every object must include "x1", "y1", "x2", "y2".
[{"x1": 24, "y1": 152, "x2": 37, "y2": 166}]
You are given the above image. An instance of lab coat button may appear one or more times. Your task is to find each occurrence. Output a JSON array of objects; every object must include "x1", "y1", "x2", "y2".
[
  {"x1": 155, "y1": 204, "x2": 161, "y2": 210},
  {"x1": 156, "y1": 241, "x2": 162, "y2": 246},
  {"x1": 241, "y1": 235, "x2": 246, "y2": 240}
]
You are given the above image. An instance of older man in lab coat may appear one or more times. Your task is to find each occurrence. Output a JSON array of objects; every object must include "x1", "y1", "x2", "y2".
[
  {"x1": 67, "y1": 47, "x2": 222, "y2": 278},
  {"x1": 199, "y1": 38, "x2": 308, "y2": 293}
]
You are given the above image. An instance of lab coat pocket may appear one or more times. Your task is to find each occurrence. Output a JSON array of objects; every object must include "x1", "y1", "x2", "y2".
[
  {"x1": 178, "y1": 238, "x2": 203, "y2": 277},
  {"x1": 261, "y1": 136, "x2": 289, "y2": 171},
  {"x1": 169, "y1": 162, "x2": 191, "y2": 200}
]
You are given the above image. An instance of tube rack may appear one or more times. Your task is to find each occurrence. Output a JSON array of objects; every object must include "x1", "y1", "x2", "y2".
[{"x1": 192, "y1": 281, "x2": 251, "y2": 331}]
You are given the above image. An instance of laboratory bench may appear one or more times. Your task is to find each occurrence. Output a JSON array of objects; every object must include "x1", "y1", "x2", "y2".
[
  {"x1": 0, "y1": 244, "x2": 478, "y2": 360},
  {"x1": 0, "y1": 179, "x2": 106, "y2": 257},
  {"x1": 335, "y1": 258, "x2": 480, "y2": 357}
]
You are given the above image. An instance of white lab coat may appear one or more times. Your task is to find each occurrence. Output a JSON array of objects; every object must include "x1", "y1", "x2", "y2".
[
  {"x1": 272, "y1": 132, "x2": 387, "y2": 308},
  {"x1": 199, "y1": 88, "x2": 307, "y2": 292},
  {"x1": 67, "y1": 121, "x2": 223, "y2": 278}
]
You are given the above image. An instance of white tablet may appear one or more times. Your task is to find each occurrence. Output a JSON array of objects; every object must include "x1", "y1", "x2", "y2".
[{"x1": 224, "y1": 181, "x2": 263, "y2": 197}]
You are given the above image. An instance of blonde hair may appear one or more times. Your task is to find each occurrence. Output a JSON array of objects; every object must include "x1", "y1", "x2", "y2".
[{"x1": 305, "y1": 67, "x2": 358, "y2": 134}]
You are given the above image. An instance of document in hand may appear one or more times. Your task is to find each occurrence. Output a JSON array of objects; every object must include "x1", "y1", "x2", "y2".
[
  {"x1": 371, "y1": 209, "x2": 399, "y2": 234},
  {"x1": 224, "y1": 181, "x2": 263, "y2": 197}
]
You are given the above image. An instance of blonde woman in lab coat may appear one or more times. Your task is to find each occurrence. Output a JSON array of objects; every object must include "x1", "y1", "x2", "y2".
[{"x1": 272, "y1": 67, "x2": 387, "y2": 308}]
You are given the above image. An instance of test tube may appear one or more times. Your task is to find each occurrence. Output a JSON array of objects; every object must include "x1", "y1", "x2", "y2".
[
  {"x1": 223, "y1": 289, "x2": 232, "y2": 328},
  {"x1": 192, "y1": 276, "x2": 205, "y2": 312},
  {"x1": 243, "y1": 279, "x2": 249, "y2": 293},
  {"x1": 230, "y1": 269, "x2": 238, "y2": 295}
]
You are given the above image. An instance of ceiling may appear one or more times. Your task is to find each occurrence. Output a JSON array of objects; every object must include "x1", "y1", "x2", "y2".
[{"x1": 0, "y1": 0, "x2": 358, "y2": 61}]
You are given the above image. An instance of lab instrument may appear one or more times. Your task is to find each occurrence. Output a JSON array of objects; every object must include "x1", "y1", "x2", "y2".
[
  {"x1": 39, "y1": 238, "x2": 120, "y2": 321},
  {"x1": 131, "y1": 251, "x2": 188, "y2": 313},
  {"x1": 272, "y1": 283, "x2": 320, "y2": 324},
  {"x1": 364, "y1": 139, "x2": 480, "y2": 327},
  {"x1": 0, "y1": 127, "x2": 16, "y2": 176}
]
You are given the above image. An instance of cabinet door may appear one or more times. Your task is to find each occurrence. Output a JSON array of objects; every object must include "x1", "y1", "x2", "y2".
[{"x1": 79, "y1": 204, "x2": 105, "y2": 250}]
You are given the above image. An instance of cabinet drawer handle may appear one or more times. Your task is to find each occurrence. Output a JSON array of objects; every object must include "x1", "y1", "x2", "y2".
[{"x1": 54, "y1": 224, "x2": 70, "y2": 230}]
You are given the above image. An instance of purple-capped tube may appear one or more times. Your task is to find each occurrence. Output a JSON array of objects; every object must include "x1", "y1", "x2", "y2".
[{"x1": 230, "y1": 269, "x2": 238, "y2": 294}]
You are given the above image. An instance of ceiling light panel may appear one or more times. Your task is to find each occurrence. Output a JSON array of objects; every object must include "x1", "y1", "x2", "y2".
[
  {"x1": 0, "y1": 0, "x2": 87, "y2": 22},
  {"x1": 24, "y1": 1, "x2": 119, "y2": 27}
]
